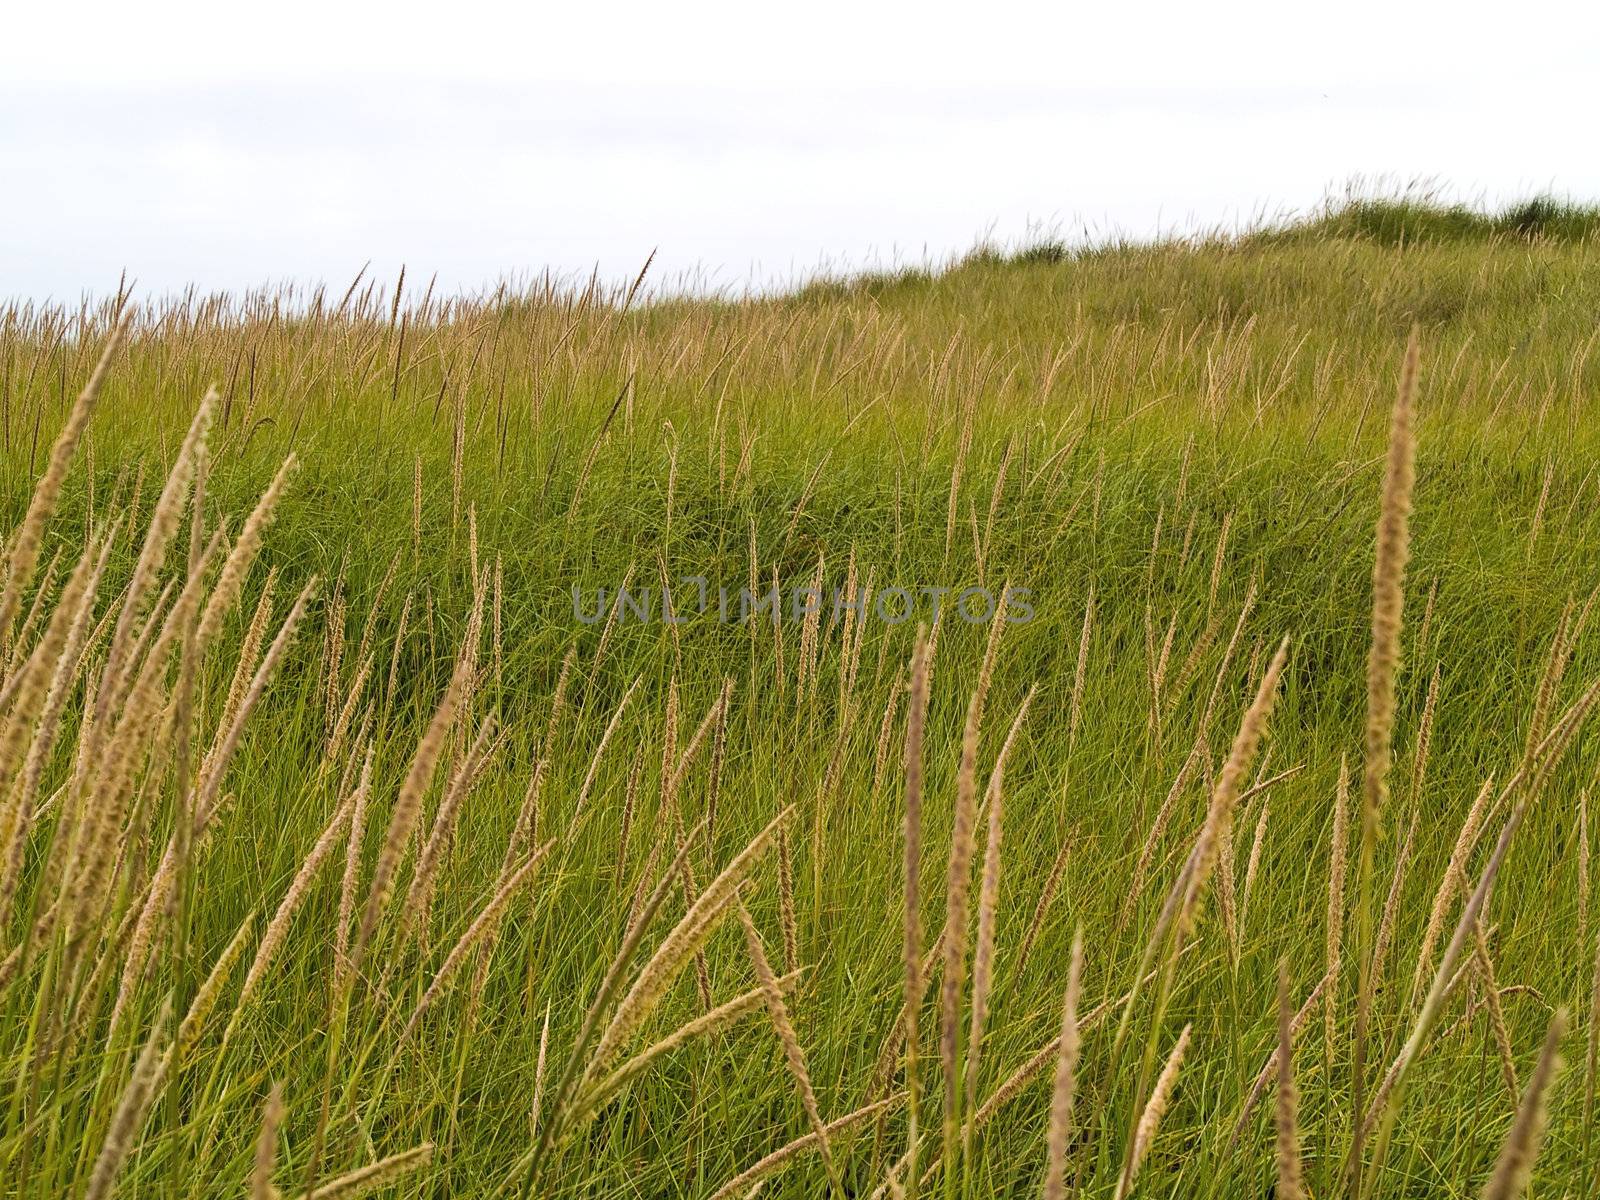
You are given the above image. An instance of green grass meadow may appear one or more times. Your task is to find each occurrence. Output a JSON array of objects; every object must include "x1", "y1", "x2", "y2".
[{"x1": 2, "y1": 197, "x2": 1600, "y2": 1197}]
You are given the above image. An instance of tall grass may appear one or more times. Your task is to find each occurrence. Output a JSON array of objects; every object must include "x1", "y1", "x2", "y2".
[{"x1": 1, "y1": 197, "x2": 1599, "y2": 1196}]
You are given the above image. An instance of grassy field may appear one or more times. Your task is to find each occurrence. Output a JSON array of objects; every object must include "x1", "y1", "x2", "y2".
[{"x1": 3, "y1": 196, "x2": 1600, "y2": 1198}]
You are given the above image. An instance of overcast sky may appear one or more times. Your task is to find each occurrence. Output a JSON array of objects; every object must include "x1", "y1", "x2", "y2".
[{"x1": 3, "y1": 0, "x2": 1596, "y2": 302}]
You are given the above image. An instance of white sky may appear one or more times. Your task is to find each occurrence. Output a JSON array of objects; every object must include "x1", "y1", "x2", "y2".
[{"x1": 2, "y1": 0, "x2": 1596, "y2": 301}]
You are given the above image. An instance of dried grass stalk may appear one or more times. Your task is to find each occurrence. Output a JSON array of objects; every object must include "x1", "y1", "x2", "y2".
[
  {"x1": 1480, "y1": 1009, "x2": 1566, "y2": 1200},
  {"x1": 1041, "y1": 931, "x2": 1084, "y2": 1200}
]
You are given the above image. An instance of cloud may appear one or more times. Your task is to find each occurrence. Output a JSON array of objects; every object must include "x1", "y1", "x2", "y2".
[{"x1": 2, "y1": 71, "x2": 1596, "y2": 301}]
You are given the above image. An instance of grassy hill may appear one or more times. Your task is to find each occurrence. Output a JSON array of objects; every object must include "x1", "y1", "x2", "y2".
[{"x1": 1, "y1": 197, "x2": 1599, "y2": 1197}]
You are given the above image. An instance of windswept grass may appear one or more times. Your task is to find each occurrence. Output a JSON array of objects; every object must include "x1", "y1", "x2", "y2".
[{"x1": 1, "y1": 198, "x2": 1599, "y2": 1197}]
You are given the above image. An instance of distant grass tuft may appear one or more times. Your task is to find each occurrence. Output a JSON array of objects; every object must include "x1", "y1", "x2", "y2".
[
  {"x1": 796, "y1": 191, "x2": 1600, "y2": 308},
  {"x1": 1261, "y1": 191, "x2": 1600, "y2": 247}
]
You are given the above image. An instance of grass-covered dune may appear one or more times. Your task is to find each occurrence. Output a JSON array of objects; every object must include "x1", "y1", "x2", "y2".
[{"x1": 2, "y1": 196, "x2": 1600, "y2": 1198}]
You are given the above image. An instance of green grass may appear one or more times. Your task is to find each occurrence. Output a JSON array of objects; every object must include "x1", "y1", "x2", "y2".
[{"x1": 1, "y1": 195, "x2": 1599, "y2": 1198}]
